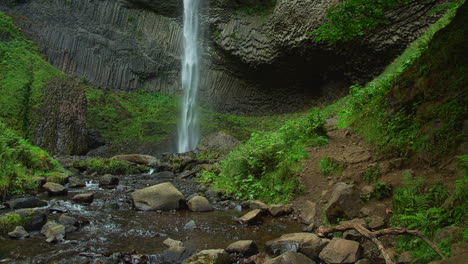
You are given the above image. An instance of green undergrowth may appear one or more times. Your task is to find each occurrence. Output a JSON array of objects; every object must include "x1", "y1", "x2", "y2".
[
  {"x1": 334, "y1": 3, "x2": 466, "y2": 158},
  {"x1": 0, "y1": 122, "x2": 68, "y2": 200},
  {"x1": 199, "y1": 108, "x2": 328, "y2": 203},
  {"x1": 72, "y1": 158, "x2": 147, "y2": 175},
  {"x1": 0, "y1": 213, "x2": 25, "y2": 234},
  {"x1": 0, "y1": 12, "x2": 63, "y2": 138},
  {"x1": 319, "y1": 157, "x2": 345, "y2": 176},
  {"x1": 391, "y1": 162, "x2": 467, "y2": 263}
]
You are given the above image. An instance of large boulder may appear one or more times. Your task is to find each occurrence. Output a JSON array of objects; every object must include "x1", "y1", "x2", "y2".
[
  {"x1": 225, "y1": 240, "x2": 259, "y2": 257},
  {"x1": 297, "y1": 201, "x2": 317, "y2": 225},
  {"x1": 99, "y1": 174, "x2": 119, "y2": 189},
  {"x1": 187, "y1": 196, "x2": 213, "y2": 212},
  {"x1": 111, "y1": 154, "x2": 160, "y2": 167},
  {"x1": 4, "y1": 197, "x2": 48, "y2": 209},
  {"x1": 19, "y1": 210, "x2": 47, "y2": 231},
  {"x1": 265, "y1": 251, "x2": 317, "y2": 264},
  {"x1": 41, "y1": 221, "x2": 66, "y2": 243},
  {"x1": 325, "y1": 183, "x2": 363, "y2": 223},
  {"x1": 196, "y1": 132, "x2": 240, "y2": 152},
  {"x1": 131, "y1": 182, "x2": 186, "y2": 211},
  {"x1": 318, "y1": 238, "x2": 362, "y2": 264},
  {"x1": 266, "y1": 233, "x2": 328, "y2": 260},
  {"x1": 42, "y1": 182, "x2": 68, "y2": 196}
]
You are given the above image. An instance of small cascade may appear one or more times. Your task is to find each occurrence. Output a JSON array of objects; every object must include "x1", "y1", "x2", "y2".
[{"x1": 177, "y1": 0, "x2": 201, "y2": 153}]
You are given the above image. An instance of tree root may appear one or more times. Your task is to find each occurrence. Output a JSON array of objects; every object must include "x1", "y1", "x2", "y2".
[{"x1": 317, "y1": 223, "x2": 446, "y2": 264}]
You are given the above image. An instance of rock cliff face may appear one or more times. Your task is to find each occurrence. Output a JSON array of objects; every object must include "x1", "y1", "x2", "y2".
[{"x1": 2, "y1": 0, "x2": 442, "y2": 113}]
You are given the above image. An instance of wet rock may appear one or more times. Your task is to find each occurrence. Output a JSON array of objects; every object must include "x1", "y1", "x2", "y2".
[
  {"x1": 368, "y1": 216, "x2": 385, "y2": 230},
  {"x1": 205, "y1": 189, "x2": 218, "y2": 200},
  {"x1": 49, "y1": 205, "x2": 68, "y2": 214},
  {"x1": 4, "y1": 197, "x2": 48, "y2": 209},
  {"x1": 42, "y1": 182, "x2": 68, "y2": 196},
  {"x1": 298, "y1": 201, "x2": 317, "y2": 225},
  {"x1": 8, "y1": 226, "x2": 30, "y2": 239},
  {"x1": 435, "y1": 226, "x2": 464, "y2": 243},
  {"x1": 21, "y1": 210, "x2": 47, "y2": 231},
  {"x1": 187, "y1": 196, "x2": 213, "y2": 212},
  {"x1": 184, "y1": 220, "x2": 197, "y2": 230},
  {"x1": 41, "y1": 221, "x2": 65, "y2": 243},
  {"x1": 268, "y1": 204, "x2": 293, "y2": 217},
  {"x1": 99, "y1": 174, "x2": 119, "y2": 189},
  {"x1": 398, "y1": 251, "x2": 413, "y2": 263},
  {"x1": 68, "y1": 179, "x2": 86, "y2": 188},
  {"x1": 249, "y1": 200, "x2": 268, "y2": 211},
  {"x1": 155, "y1": 171, "x2": 175, "y2": 178},
  {"x1": 160, "y1": 246, "x2": 193, "y2": 264},
  {"x1": 111, "y1": 154, "x2": 160, "y2": 167},
  {"x1": 325, "y1": 183, "x2": 363, "y2": 223},
  {"x1": 131, "y1": 182, "x2": 186, "y2": 211},
  {"x1": 58, "y1": 214, "x2": 79, "y2": 233},
  {"x1": 233, "y1": 205, "x2": 242, "y2": 212},
  {"x1": 196, "y1": 132, "x2": 240, "y2": 153},
  {"x1": 318, "y1": 238, "x2": 362, "y2": 264},
  {"x1": 72, "y1": 193, "x2": 95, "y2": 204},
  {"x1": 225, "y1": 240, "x2": 258, "y2": 257},
  {"x1": 237, "y1": 209, "x2": 264, "y2": 225},
  {"x1": 183, "y1": 249, "x2": 230, "y2": 264},
  {"x1": 264, "y1": 251, "x2": 317, "y2": 264},
  {"x1": 163, "y1": 238, "x2": 184, "y2": 248},
  {"x1": 266, "y1": 233, "x2": 328, "y2": 259}
]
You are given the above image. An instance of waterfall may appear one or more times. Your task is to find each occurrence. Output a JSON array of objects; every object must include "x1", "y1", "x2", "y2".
[{"x1": 178, "y1": 0, "x2": 201, "y2": 153}]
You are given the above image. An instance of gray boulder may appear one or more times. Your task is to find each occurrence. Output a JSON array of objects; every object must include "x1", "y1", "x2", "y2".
[
  {"x1": 325, "y1": 183, "x2": 363, "y2": 223},
  {"x1": 225, "y1": 240, "x2": 258, "y2": 257},
  {"x1": 187, "y1": 196, "x2": 213, "y2": 212},
  {"x1": 266, "y1": 233, "x2": 328, "y2": 259},
  {"x1": 8, "y1": 226, "x2": 30, "y2": 239},
  {"x1": 58, "y1": 214, "x2": 79, "y2": 233},
  {"x1": 298, "y1": 201, "x2": 317, "y2": 225},
  {"x1": 41, "y1": 221, "x2": 66, "y2": 243},
  {"x1": 4, "y1": 197, "x2": 48, "y2": 209},
  {"x1": 99, "y1": 174, "x2": 119, "y2": 189},
  {"x1": 318, "y1": 238, "x2": 362, "y2": 264},
  {"x1": 42, "y1": 182, "x2": 68, "y2": 196},
  {"x1": 237, "y1": 209, "x2": 264, "y2": 225},
  {"x1": 265, "y1": 251, "x2": 317, "y2": 264},
  {"x1": 196, "y1": 132, "x2": 240, "y2": 152},
  {"x1": 131, "y1": 182, "x2": 186, "y2": 211},
  {"x1": 183, "y1": 249, "x2": 230, "y2": 264},
  {"x1": 72, "y1": 193, "x2": 95, "y2": 204},
  {"x1": 163, "y1": 238, "x2": 184, "y2": 248},
  {"x1": 268, "y1": 204, "x2": 293, "y2": 217}
]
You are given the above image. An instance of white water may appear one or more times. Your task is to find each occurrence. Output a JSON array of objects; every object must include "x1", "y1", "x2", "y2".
[{"x1": 177, "y1": 0, "x2": 201, "y2": 153}]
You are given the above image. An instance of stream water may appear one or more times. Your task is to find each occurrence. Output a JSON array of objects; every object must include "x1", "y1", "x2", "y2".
[
  {"x1": 178, "y1": 0, "x2": 201, "y2": 153},
  {"x1": 0, "y1": 172, "x2": 303, "y2": 264}
]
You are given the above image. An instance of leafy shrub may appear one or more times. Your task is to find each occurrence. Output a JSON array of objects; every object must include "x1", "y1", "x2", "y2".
[
  {"x1": 319, "y1": 157, "x2": 345, "y2": 176},
  {"x1": 72, "y1": 158, "x2": 145, "y2": 175},
  {"x1": 371, "y1": 182, "x2": 392, "y2": 199},
  {"x1": 202, "y1": 108, "x2": 327, "y2": 203},
  {"x1": 363, "y1": 164, "x2": 381, "y2": 183},
  {"x1": 0, "y1": 213, "x2": 25, "y2": 234}
]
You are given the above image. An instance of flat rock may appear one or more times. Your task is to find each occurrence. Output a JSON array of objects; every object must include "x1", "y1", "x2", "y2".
[
  {"x1": 249, "y1": 200, "x2": 269, "y2": 211},
  {"x1": 131, "y1": 182, "x2": 185, "y2": 211},
  {"x1": 268, "y1": 204, "x2": 293, "y2": 217},
  {"x1": 298, "y1": 201, "x2": 317, "y2": 225},
  {"x1": 318, "y1": 238, "x2": 362, "y2": 264},
  {"x1": 266, "y1": 232, "x2": 328, "y2": 259},
  {"x1": 8, "y1": 226, "x2": 30, "y2": 239},
  {"x1": 72, "y1": 193, "x2": 95, "y2": 204},
  {"x1": 237, "y1": 209, "x2": 264, "y2": 225},
  {"x1": 265, "y1": 251, "x2": 317, "y2": 264},
  {"x1": 42, "y1": 182, "x2": 68, "y2": 195},
  {"x1": 187, "y1": 196, "x2": 213, "y2": 212},
  {"x1": 225, "y1": 240, "x2": 258, "y2": 257},
  {"x1": 4, "y1": 197, "x2": 48, "y2": 209}
]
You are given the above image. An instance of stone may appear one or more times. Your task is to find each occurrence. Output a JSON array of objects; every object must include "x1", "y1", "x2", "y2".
[
  {"x1": 41, "y1": 221, "x2": 65, "y2": 243},
  {"x1": 265, "y1": 251, "x2": 317, "y2": 264},
  {"x1": 434, "y1": 226, "x2": 464, "y2": 243},
  {"x1": 8, "y1": 226, "x2": 30, "y2": 239},
  {"x1": 131, "y1": 182, "x2": 186, "y2": 211},
  {"x1": 361, "y1": 185, "x2": 373, "y2": 195},
  {"x1": 99, "y1": 174, "x2": 119, "y2": 189},
  {"x1": 341, "y1": 218, "x2": 369, "y2": 229},
  {"x1": 72, "y1": 193, "x2": 95, "y2": 204},
  {"x1": 355, "y1": 259, "x2": 372, "y2": 264},
  {"x1": 21, "y1": 210, "x2": 47, "y2": 231},
  {"x1": 249, "y1": 200, "x2": 269, "y2": 211},
  {"x1": 111, "y1": 154, "x2": 160, "y2": 167},
  {"x1": 318, "y1": 238, "x2": 362, "y2": 264},
  {"x1": 343, "y1": 230, "x2": 361, "y2": 241},
  {"x1": 268, "y1": 204, "x2": 293, "y2": 217},
  {"x1": 451, "y1": 242, "x2": 468, "y2": 257},
  {"x1": 398, "y1": 251, "x2": 413, "y2": 263},
  {"x1": 187, "y1": 196, "x2": 213, "y2": 212},
  {"x1": 225, "y1": 240, "x2": 258, "y2": 257},
  {"x1": 298, "y1": 201, "x2": 317, "y2": 225},
  {"x1": 42, "y1": 182, "x2": 68, "y2": 195},
  {"x1": 266, "y1": 233, "x2": 328, "y2": 259},
  {"x1": 205, "y1": 189, "x2": 218, "y2": 199},
  {"x1": 325, "y1": 183, "x2": 363, "y2": 223},
  {"x1": 196, "y1": 132, "x2": 240, "y2": 152},
  {"x1": 303, "y1": 223, "x2": 315, "y2": 232},
  {"x1": 163, "y1": 238, "x2": 184, "y2": 248},
  {"x1": 4, "y1": 197, "x2": 48, "y2": 209},
  {"x1": 237, "y1": 209, "x2": 264, "y2": 225},
  {"x1": 359, "y1": 207, "x2": 372, "y2": 217},
  {"x1": 183, "y1": 249, "x2": 230, "y2": 264},
  {"x1": 155, "y1": 171, "x2": 175, "y2": 178},
  {"x1": 159, "y1": 246, "x2": 193, "y2": 264},
  {"x1": 184, "y1": 220, "x2": 197, "y2": 230},
  {"x1": 58, "y1": 214, "x2": 78, "y2": 233},
  {"x1": 368, "y1": 216, "x2": 385, "y2": 230}
]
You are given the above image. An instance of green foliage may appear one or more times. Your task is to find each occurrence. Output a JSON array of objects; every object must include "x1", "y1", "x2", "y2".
[
  {"x1": 0, "y1": 122, "x2": 67, "y2": 200},
  {"x1": 392, "y1": 172, "x2": 467, "y2": 263},
  {"x1": 240, "y1": 0, "x2": 276, "y2": 17},
  {"x1": 0, "y1": 213, "x2": 25, "y2": 234},
  {"x1": 371, "y1": 182, "x2": 392, "y2": 199},
  {"x1": 310, "y1": 0, "x2": 461, "y2": 43},
  {"x1": 72, "y1": 158, "x2": 145, "y2": 175},
  {"x1": 363, "y1": 164, "x2": 381, "y2": 183},
  {"x1": 0, "y1": 12, "x2": 63, "y2": 138},
  {"x1": 201, "y1": 109, "x2": 326, "y2": 203},
  {"x1": 319, "y1": 157, "x2": 345, "y2": 176}
]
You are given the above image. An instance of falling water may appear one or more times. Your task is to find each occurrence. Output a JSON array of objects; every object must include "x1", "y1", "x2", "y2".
[{"x1": 177, "y1": 0, "x2": 201, "y2": 153}]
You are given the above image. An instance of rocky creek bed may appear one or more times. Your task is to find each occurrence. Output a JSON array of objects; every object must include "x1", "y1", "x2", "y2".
[{"x1": 0, "y1": 160, "x2": 305, "y2": 264}]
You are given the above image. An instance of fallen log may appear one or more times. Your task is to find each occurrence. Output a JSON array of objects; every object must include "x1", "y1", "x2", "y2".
[{"x1": 317, "y1": 223, "x2": 445, "y2": 264}]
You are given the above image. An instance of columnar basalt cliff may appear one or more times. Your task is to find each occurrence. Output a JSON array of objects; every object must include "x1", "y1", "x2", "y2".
[{"x1": 2, "y1": 0, "x2": 443, "y2": 113}]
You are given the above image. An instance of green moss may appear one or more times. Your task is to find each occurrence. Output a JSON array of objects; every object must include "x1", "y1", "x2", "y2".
[
  {"x1": 72, "y1": 158, "x2": 146, "y2": 175},
  {"x1": 0, "y1": 213, "x2": 26, "y2": 234}
]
